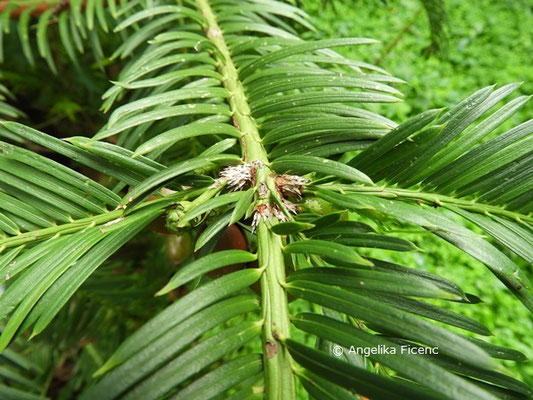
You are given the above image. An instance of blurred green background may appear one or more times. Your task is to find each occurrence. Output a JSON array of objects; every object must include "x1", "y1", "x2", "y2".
[{"x1": 299, "y1": 0, "x2": 533, "y2": 385}]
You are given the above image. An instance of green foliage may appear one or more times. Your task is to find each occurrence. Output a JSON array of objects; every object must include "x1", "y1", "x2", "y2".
[
  {"x1": 0, "y1": 1, "x2": 531, "y2": 399},
  {"x1": 303, "y1": 0, "x2": 533, "y2": 386},
  {"x1": 303, "y1": 0, "x2": 533, "y2": 122}
]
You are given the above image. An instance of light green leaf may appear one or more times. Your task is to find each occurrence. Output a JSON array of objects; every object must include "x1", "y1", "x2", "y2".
[
  {"x1": 36, "y1": 9, "x2": 57, "y2": 73},
  {"x1": 241, "y1": 38, "x2": 379, "y2": 77},
  {"x1": 95, "y1": 0, "x2": 108, "y2": 32},
  {"x1": 1, "y1": 123, "x2": 144, "y2": 186},
  {"x1": 102, "y1": 88, "x2": 230, "y2": 130},
  {"x1": 0, "y1": 384, "x2": 47, "y2": 400},
  {"x1": 0, "y1": 228, "x2": 107, "y2": 351},
  {"x1": 81, "y1": 295, "x2": 259, "y2": 400},
  {"x1": 271, "y1": 155, "x2": 373, "y2": 184},
  {"x1": 249, "y1": 75, "x2": 402, "y2": 99},
  {"x1": 263, "y1": 114, "x2": 389, "y2": 144},
  {"x1": 230, "y1": 188, "x2": 255, "y2": 224},
  {"x1": 86, "y1": 0, "x2": 96, "y2": 30},
  {"x1": 122, "y1": 321, "x2": 261, "y2": 400},
  {"x1": 179, "y1": 191, "x2": 246, "y2": 224},
  {"x1": 113, "y1": 6, "x2": 204, "y2": 32},
  {"x1": 17, "y1": 7, "x2": 35, "y2": 66},
  {"x1": 115, "y1": 67, "x2": 222, "y2": 89},
  {"x1": 134, "y1": 122, "x2": 240, "y2": 157},
  {"x1": 29, "y1": 209, "x2": 161, "y2": 336},
  {"x1": 194, "y1": 210, "x2": 232, "y2": 251},
  {"x1": 58, "y1": 12, "x2": 78, "y2": 63},
  {"x1": 449, "y1": 206, "x2": 533, "y2": 263},
  {"x1": 284, "y1": 239, "x2": 373, "y2": 267},
  {"x1": 95, "y1": 268, "x2": 262, "y2": 376},
  {"x1": 252, "y1": 91, "x2": 401, "y2": 117},
  {"x1": 123, "y1": 154, "x2": 234, "y2": 207},
  {"x1": 351, "y1": 108, "x2": 442, "y2": 170},
  {"x1": 157, "y1": 250, "x2": 257, "y2": 295},
  {"x1": 0, "y1": 212, "x2": 19, "y2": 236},
  {"x1": 271, "y1": 221, "x2": 315, "y2": 235}
]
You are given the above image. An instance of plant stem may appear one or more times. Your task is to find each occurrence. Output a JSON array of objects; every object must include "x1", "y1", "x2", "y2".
[
  {"x1": 375, "y1": 7, "x2": 423, "y2": 65},
  {"x1": 258, "y1": 223, "x2": 295, "y2": 399},
  {"x1": 0, "y1": 189, "x2": 202, "y2": 252},
  {"x1": 195, "y1": 0, "x2": 267, "y2": 164},
  {"x1": 195, "y1": 1, "x2": 295, "y2": 397},
  {"x1": 0, "y1": 209, "x2": 122, "y2": 252},
  {"x1": 314, "y1": 183, "x2": 533, "y2": 223}
]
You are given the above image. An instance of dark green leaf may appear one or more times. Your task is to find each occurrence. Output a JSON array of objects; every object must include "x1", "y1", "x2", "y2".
[
  {"x1": 291, "y1": 313, "x2": 499, "y2": 400},
  {"x1": 173, "y1": 354, "x2": 263, "y2": 400},
  {"x1": 286, "y1": 282, "x2": 495, "y2": 369},
  {"x1": 286, "y1": 339, "x2": 443, "y2": 400},
  {"x1": 288, "y1": 267, "x2": 461, "y2": 299}
]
